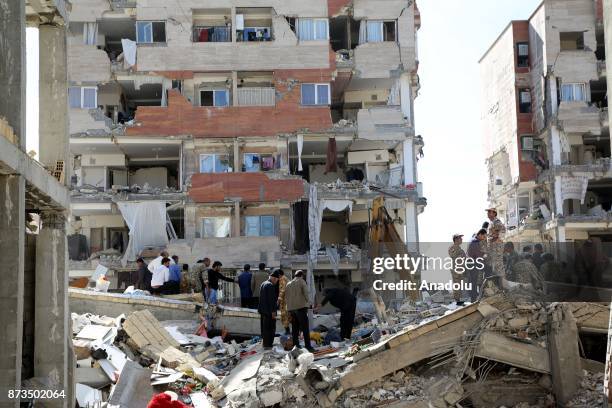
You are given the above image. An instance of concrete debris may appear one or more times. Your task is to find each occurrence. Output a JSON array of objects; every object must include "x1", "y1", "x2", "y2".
[{"x1": 68, "y1": 287, "x2": 608, "y2": 407}]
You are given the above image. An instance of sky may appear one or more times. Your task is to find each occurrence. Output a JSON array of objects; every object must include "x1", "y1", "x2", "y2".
[
  {"x1": 414, "y1": 0, "x2": 541, "y2": 242},
  {"x1": 26, "y1": 27, "x2": 39, "y2": 159}
]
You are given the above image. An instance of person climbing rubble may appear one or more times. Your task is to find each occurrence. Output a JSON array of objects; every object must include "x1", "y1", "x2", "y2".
[
  {"x1": 258, "y1": 270, "x2": 280, "y2": 350},
  {"x1": 318, "y1": 287, "x2": 358, "y2": 340},
  {"x1": 285, "y1": 270, "x2": 314, "y2": 352}
]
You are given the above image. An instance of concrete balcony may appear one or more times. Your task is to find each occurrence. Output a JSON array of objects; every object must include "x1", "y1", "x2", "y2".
[
  {"x1": 68, "y1": 44, "x2": 112, "y2": 84},
  {"x1": 557, "y1": 101, "x2": 603, "y2": 135},
  {"x1": 354, "y1": 42, "x2": 401, "y2": 79},
  {"x1": 357, "y1": 106, "x2": 411, "y2": 140}
]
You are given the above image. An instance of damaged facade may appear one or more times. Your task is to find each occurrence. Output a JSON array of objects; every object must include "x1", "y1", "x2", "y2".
[
  {"x1": 480, "y1": 0, "x2": 612, "y2": 246},
  {"x1": 66, "y1": 0, "x2": 425, "y2": 299}
]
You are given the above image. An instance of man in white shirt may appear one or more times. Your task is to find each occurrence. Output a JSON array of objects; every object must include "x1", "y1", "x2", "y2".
[
  {"x1": 151, "y1": 257, "x2": 171, "y2": 294},
  {"x1": 148, "y1": 251, "x2": 175, "y2": 274}
]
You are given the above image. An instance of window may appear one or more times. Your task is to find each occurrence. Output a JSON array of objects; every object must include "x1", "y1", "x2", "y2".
[
  {"x1": 560, "y1": 32, "x2": 584, "y2": 51},
  {"x1": 520, "y1": 135, "x2": 534, "y2": 150},
  {"x1": 241, "y1": 27, "x2": 271, "y2": 42},
  {"x1": 518, "y1": 88, "x2": 532, "y2": 113},
  {"x1": 199, "y1": 154, "x2": 231, "y2": 173},
  {"x1": 136, "y1": 21, "x2": 166, "y2": 43},
  {"x1": 301, "y1": 83, "x2": 330, "y2": 105},
  {"x1": 200, "y1": 90, "x2": 229, "y2": 107},
  {"x1": 244, "y1": 215, "x2": 276, "y2": 237},
  {"x1": 201, "y1": 217, "x2": 231, "y2": 238},
  {"x1": 297, "y1": 18, "x2": 328, "y2": 41},
  {"x1": 69, "y1": 87, "x2": 97, "y2": 109},
  {"x1": 517, "y1": 42, "x2": 529, "y2": 67},
  {"x1": 365, "y1": 21, "x2": 396, "y2": 42},
  {"x1": 561, "y1": 83, "x2": 586, "y2": 102},
  {"x1": 243, "y1": 153, "x2": 275, "y2": 172}
]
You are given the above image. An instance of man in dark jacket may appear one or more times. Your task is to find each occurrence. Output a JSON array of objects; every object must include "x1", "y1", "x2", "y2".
[
  {"x1": 320, "y1": 287, "x2": 357, "y2": 340},
  {"x1": 135, "y1": 258, "x2": 152, "y2": 291},
  {"x1": 258, "y1": 270, "x2": 279, "y2": 350},
  {"x1": 207, "y1": 261, "x2": 235, "y2": 305},
  {"x1": 237, "y1": 264, "x2": 253, "y2": 308}
]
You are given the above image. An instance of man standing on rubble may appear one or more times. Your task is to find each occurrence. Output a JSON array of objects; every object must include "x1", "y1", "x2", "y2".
[
  {"x1": 277, "y1": 269, "x2": 290, "y2": 335},
  {"x1": 251, "y1": 263, "x2": 268, "y2": 309},
  {"x1": 258, "y1": 270, "x2": 280, "y2": 350},
  {"x1": 193, "y1": 258, "x2": 211, "y2": 300},
  {"x1": 166, "y1": 255, "x2": 182, "y2": 294},
  {"x1": 448, "y1": 234, "x2": 467, "y2": 303},
  {"x1": 150, "y1": 257, "x2": 171, "y2": 295},
  {"x1": 207, "y1": 261, "x2": 236, "y2": 305},
  {"x1": 286, "y1": 270, "x2": 314, "y2": 351},
  {"x1": 485, "y1": 208, "x2": 506, "y2": 288},
  {"x1": 135, "y1": 258, "x2": 152, "y2": 291},
  {"x1": 319, "y1": 287, "x2": 357, "y2": 340},
  {"x1": 467, "y1": 229, "x2": 487, "y2": 302},
  {"x1": 238, "y1": 264, "x2": 253, "y2": 308}
]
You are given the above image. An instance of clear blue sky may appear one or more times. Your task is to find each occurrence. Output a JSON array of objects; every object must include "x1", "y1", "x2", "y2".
[{"x1": 415, "y1": 0, "x2": 541, "y2": 242}]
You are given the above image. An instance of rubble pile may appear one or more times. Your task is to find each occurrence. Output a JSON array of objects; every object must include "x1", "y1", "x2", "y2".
[{"x1": 68, "y1": 289, "x2": 609, "y2": 407}]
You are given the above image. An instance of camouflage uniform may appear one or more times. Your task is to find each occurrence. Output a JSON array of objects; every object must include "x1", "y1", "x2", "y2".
[
  {"x1": 487, "y1": 217, "x2": 506, "y2": 278},
  {"x1": 448, "y1": 244, "x2": 467, "y2": 301},
  {"x1": 511, "y1": 259, "x2": 544, "y2": 289},
  {"x1": 278, "y1": 274, "x2": 290, "y2": 330}
]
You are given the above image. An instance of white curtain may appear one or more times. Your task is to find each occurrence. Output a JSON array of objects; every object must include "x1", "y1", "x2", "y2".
[
  {"x1": 321, "y1": 199, "x2": 352, "y2": 213},
  {"x1": 367, "y1": 21, "x2": 383, "y2": 42},
  {"x1": 121, "y1": 39, "x2": 137, "y2": 68},
  {"x1": 388, "y1": 79, "x2": 400, "y2": 105},
  {"x1": 358, "y1": 21, "x2": 367, "y2": 44},
  {"x1": 117, "y1": 201, "x2": 169, "y2": 265},
  {"x1": 308, "y1": 184, "x2": 323, "y2": 265},
  {"x1": 298, "y1": 19, "x2": 314, "y2": 41},
  {"x1": 83, "y1": 22, "x2": 98, "y2": 45},
  {"x1": 297, "y1": 134, "x2": 304, "y2": 172}
]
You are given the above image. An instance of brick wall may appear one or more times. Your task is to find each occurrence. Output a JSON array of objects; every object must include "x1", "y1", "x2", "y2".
[
  {"x1": 127, "y1": 68, "x2": 335, "y2": 138},
  {"x1": 328, "y1": 0, "x2": 351, "y2": 17}
]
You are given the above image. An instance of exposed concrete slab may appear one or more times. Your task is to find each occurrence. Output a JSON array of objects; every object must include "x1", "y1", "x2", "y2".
[
  {"x1": 475, "y1": 331, "x2": 551, "y2": 374},
  {"x1": 0, "y1": 135, "x2": 70, "y2": 210}
]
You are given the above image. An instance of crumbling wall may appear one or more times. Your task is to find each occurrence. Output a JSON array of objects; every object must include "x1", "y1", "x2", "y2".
[{"x1": 68, "y1": 0, "x2": 113, "y2": 22}]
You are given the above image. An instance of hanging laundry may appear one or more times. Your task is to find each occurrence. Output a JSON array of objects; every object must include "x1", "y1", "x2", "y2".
[{"x1": 325, "y1": 137, "x2": 338, "y2": 174}]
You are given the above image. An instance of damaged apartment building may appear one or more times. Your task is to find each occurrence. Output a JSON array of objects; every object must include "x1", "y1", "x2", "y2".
[
  {"x1": 66, "y1": 0, "x2": 425, "y2": 298},
  {"x1": 481, "y1": 0, "x2": 612, "y2": 248}
]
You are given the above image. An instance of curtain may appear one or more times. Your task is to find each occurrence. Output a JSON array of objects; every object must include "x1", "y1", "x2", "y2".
[
  {"x1": 367, "y1": 21, "x2": 383, "y2": 42},
  {"x1": 137, "y1": 22, "x2": 152, "y2": 43},
  {"x1": 358, "y1": 21, "x2": 367, "y2": 45},
  {"x1": 121, "y1": 39, "x2": 137, "y2": 67},
  {"x1": 69, "y1": 87, "x2": 81, "y2": 108},
  {"x1": 301, "y1": 84, "x2": 316, "y2": 105},
  {"x1": 316, "y1": 84, "x2": 329, "y2": 105},
  {"x1": 117, "y1": 201, "x2": 169, "y2": 265},
  {"x1": 298, "y1": 19, "x2": 314, "y2": 41},
  {"x1": 83, "y1": 22, "x2": 98, "y2": 45},
  {"x1": 325, "y1": 137, "x2": 337, "y2": 173},
  {"x1": 321, "y1": 199, "x2": 352, "y2": 213},
  {"x1": 297, "y1": 134, "x2": 304, "y2": 171},
  {"x1": 315, "y1": 20, "x2": 328, "y2": 40},
  {"x1": 83, "y1": 88, "x2": 97, "y2": 109},
  {"x1": 388, "y1": 79, "x2": 400, "y2": 105}
]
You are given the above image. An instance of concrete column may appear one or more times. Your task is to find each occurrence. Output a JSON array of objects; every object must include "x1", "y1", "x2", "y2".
[
  {"x1": 404, "y1": 202, "x2": 419, "y2": 253},
  {"x1": 35, "y1": 212, "x2": 73, "y2": 408},
  {"x1": 38, "y1": 25, "x2": 69, "y2": 183},
  {"x1": 553, "y1": 176, "x2": 564, "y2": 217},
  {"x1": 0, "y1": 0, "x2": 26, "y2": 150},
  {"x1": 233, "y1": 201, "x2": 241, "y2": 237},
  {"x1": 231, "y1": 7, "x2": 237, "y2": 43},
  {"x1": 0, "y1": 175, "x2": 25, "y2": 404},
  {"x1": 231, "y1": 71, "x2": 239, "y2": 107},
  {"x1": 605, "y1": 0, "x2": 612, "y2": 155},
  {"x1": 402, "y1": 139, "x2": 415, "y2": 185},
  {"x1": 233, "y1": 139, "x2": 241, "y2": 171}
]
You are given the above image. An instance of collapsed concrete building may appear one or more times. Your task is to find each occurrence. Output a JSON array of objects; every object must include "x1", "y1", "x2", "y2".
[
  {"x1": 480, "y1": 0, "x2": 612, "y2": 246},
  {"x1": 65, "y1": 0, "x2": 426, "y2": 300}
]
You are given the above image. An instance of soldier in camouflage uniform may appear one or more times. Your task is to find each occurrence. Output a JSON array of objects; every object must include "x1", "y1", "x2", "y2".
[
  {"x1": 511, "y1": 254, "x2": 544, "y2": 290},
  {"x1": 448, "y1": 234, "x2": 467, "y2": 302},
  {"x1": 486, "y1": 208, "x2": 506, "y2": 287}
]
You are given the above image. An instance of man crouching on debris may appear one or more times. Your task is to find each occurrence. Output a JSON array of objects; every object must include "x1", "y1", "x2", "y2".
[
  {"x1": 286, "y1": 270, "x2": 315, "y2": 352},
  {"x1": 258, "y1": 270, "x2": 280, "y2": 350},
  {"x1": 319, "y1": 287, "x2": 357, "y2": 340}
]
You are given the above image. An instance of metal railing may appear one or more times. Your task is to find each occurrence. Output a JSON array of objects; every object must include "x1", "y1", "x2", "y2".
[{"x1": 236, "y1": 87, "x2": 276, "y2": 107}]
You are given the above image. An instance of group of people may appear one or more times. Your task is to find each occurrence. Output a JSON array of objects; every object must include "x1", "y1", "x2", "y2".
[{"x1": 132, "y1": 251, "x2": 185, "y2": 295}]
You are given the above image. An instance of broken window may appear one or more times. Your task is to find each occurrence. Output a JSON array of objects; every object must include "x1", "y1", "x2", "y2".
[
  {"x1": 244, "y1": 215, "x2": 275, "y2": 237},
  {"x1": 359, "y1": 20, "x2": 397, "y2": 44},
  {"x1": 518, "y1": 88, "x2": 532, "y2": 113},
  {"x1": 199, "y1": 154, "x2": 230, "y2": 173},
  {"x1": 297, "y1": 18, "x2": 329, "y2": 41},
  {"x1": 517, "y1": 42, "x2": 529, "y2": 67},
  {"x1": 136, "y1": 21, "x2": 166, "y2": 43},
  {"x1": 560, "y1": 32, "x2": 585, "y2": 51},
  {"x1": 200, "y1": 90, "x2": 229, "y2": 107},
  {"x1": 561, "y1": 83, "x2": 586, "y2": 102},
  {"x1": 201, "y1": 217, "x2": 231, "y2": 238},
  {"x1": 243, "y1": 153, "x2": 275, "y2": 172},
  {"x1": 69, "y1": 86, "x2": 98, "y2": 109},
  {"x1": 301, "y1": 84, "x2": 330, "y2": 106}
]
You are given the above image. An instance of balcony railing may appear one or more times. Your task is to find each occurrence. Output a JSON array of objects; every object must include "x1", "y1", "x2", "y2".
[
  {"x1": 193, "y1": 26, "x2": 232, "y2": 43},
  {"x1": 236, "y1": 87, "x2": 275, "y2": 107}
]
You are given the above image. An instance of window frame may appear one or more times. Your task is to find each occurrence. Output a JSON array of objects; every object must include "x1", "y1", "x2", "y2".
[
  {"x1": 297, "y1": 18, "x2": 329, "y2": 41},
  {"x1": 243, "y1": 153, "x2": 275, "y2": 172},
  {"x1": 201, "y1": 216, "x2": 231, "y2": 238},
  {"x1": 516, "y1": 42, "x2": 529, "y2": 68},
  {"x1": 365, "y1": 20, "x2": 397, "y2": 43},
  {"x1": 301, "y1": 83, "x2": 331, "y2": 106},
  {"x1": 199, "y1": 153, "x2": 231, "y2": 173},
  {"x1": 518, "y1": 88, "x2": 532, "y2": 113},
  {"x1": 136, "y1": 21, "x2": 166, "y2": 44},
  {"x1": 560, "y1": 83, "x2": 586, "y2": 102},
  {"x1": 244, "y1": 215, "x2": 276, "y2": 237},
  {"x1": 199, "y1": 89, "x2": 229, "y2": 107},
  {"x1": 69, "y1": 86, "x2": 98, "y2": 109}
]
